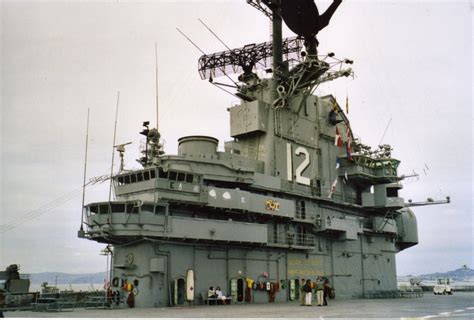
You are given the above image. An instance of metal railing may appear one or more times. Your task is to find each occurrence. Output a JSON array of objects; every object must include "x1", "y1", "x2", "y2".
[{"x1": 268, "y1": 232, "x2": 315, "y2": 248}]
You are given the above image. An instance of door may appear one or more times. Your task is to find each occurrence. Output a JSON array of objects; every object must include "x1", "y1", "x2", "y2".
[
  {"x1": 237, "y1": 278, "x2": 245, "y2": 302},
  {"x1": 289, "y1": 279, "x2": 295, "y2": 301},
  {"x1": 173, "y1": 277, "x2": 186, "y2": 305}
]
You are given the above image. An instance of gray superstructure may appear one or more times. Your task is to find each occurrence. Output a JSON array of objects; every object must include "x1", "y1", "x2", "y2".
[{"x1": 79, "y1": 0, "x2": 445, "y2": 308}]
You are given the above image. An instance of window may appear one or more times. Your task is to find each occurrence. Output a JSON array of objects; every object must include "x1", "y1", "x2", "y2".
[
  {"x1": 158, "y1": 168, "x2": 167, "y2": 179},
  {"x1": 185, "y1": 174, "x2": 194, "y2": 183},
  {"x1": 111, "y1": 204, "x2": 125, "y2": 213},
  {"x1": 316, "y1": 180, "x2": 321, "y2": 197},
  {"x1": 130, "y1": 174, "x2": 137, "y2": 183},
  {"x1": 126, "y1": 204, "x2": 138, "y2": 214},
  {"x1": 137, "y1": 172, "x2": 144, "y2": 182},
  {"x1": 169, "y1": 171, "x2": 177, "y2": 181},
  {"x1": 117, "y1": 176, "x2": 124, "y2": 185},
  {"x1": 155, "y1": 205, "x2": 166, "y2": 215},
  {"x1": 177, "y1": 172, "x2": 185, "y2": 182},
  {"x1": 141, "y1": 204, "x2": 154, "y2": 214},
  {"x1": 124, "y1": 175, "x2": 130, "y2": 184},
  {"x1": 89, "y1": 205, "x2": 99, "y2": 214},
  {"x1": 99, "y1": 204, "x2": 109, "y2": 214},
  {"x1": 150, "y1": 170, "x2": 156, "y2": 179},
  {"x1": 296, "y1": 200, "x2": 306, "y2": 220},
  {"x1": 386, "y1": 188, "x2": 398, "y2": 197},
  {"x1": 143, "y1": 171, "x2": 150, "y2": 180}
]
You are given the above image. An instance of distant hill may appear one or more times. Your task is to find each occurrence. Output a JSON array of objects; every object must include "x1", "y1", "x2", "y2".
[
  {"x1": 28, "y1": 268, "x2": 474, "y2": 284},
  {"x1": 29, "y1": 272, "x2": 107, "y2": 285},
  {"x1": 398, "y1": 267, "x2": 474, "y2": 282}
]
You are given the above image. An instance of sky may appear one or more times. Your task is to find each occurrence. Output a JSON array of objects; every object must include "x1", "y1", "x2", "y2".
[{"x1": 0, "y1": 0, "x2": 472, "y2": 276}]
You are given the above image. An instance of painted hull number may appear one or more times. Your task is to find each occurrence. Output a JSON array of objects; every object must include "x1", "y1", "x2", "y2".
[{"x1": 287, "y1": 143, "x2": 311, "y2": 186}]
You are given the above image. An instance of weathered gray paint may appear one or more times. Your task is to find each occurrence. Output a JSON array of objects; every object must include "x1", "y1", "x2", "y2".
[{"x1": 81, "y1": 16, "x2": 419, "y2": 309}]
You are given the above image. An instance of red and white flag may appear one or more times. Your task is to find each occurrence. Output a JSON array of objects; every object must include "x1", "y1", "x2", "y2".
[
  {"x1": 335, "y1": 127, "x2": 343, "y2": 147},
  {"x1": 345, "y1": 124, "x2": 353, "y2": 160},
  {"x1": 327, "y1": 178, "x2": 338, "y2": 198}
]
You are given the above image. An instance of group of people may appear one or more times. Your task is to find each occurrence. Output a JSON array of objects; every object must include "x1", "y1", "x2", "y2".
[
  {"x1": 301, "y1": 278, "x2": 331, "y2": 307},
  {"x1": 208, "y1": 286, "x2": 229, "y2": 304}
]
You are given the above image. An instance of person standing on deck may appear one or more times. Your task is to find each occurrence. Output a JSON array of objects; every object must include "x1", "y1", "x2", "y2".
[
  {"x1": 315, "y1": 278, "x2": 324, "y2": 306},
  {"x1": 300, "y1": 278, "x2": 306, "y2": 306},
  {"x1": 303, "y1": 279, "x2": 313, "y2": 306},
  {"x1": 323, "y1": 279, "x2": 331, "y2": 306}
]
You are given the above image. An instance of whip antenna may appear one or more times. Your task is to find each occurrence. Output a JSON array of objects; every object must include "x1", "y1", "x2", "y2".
[{"x1": 79, "y1": 108, "x2": 90, "y2": 235}]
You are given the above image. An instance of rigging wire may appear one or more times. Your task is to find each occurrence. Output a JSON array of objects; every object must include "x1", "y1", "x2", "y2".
[
  {"x1": 0, "y1": 173, "x2": 110, "y2": 234},
  {"x1": 378, "y1": 117, "x2": 392, "y2": 146},
  {"x1": 176, "y1": 27, "x2": 239, "y2": 87},
  {"x1": 197, "y1": 18, "x2": 231, "y2": 50}
]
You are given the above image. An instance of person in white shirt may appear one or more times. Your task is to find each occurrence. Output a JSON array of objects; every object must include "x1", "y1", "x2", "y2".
[{"x1": 215, "y1": 286, "x2": 228, "y2": 304}]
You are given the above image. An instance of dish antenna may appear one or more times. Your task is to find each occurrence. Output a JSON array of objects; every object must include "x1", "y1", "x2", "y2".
[{"x1": 249, "y1": 0, "x2": 343, "y2": 55}]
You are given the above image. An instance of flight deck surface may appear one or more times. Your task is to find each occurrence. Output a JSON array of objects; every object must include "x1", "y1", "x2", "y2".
[{"x1": 4, "y1": 292, "x2": 473, "y2": 318}]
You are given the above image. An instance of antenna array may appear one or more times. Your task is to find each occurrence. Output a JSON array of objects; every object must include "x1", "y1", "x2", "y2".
[{"x1": 198, "y1": 36, "x2": 303, "y2": 80}]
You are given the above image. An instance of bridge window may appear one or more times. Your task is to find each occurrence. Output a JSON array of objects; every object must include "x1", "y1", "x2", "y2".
[
  {"x1": 126, "y1": 204, "x2": 139, "y2": 214},
  {"x1": 159, "y1": 168, "x2": 167, "y2": 179},
  {"x1": 111, "y1": 203, "x2": 125, "y2": 213},
  {"x1": 99, "y1": 204, "x2": 109, "y2": 214},
  {"x1": 137, "y1": 172, "x2": 144, "y2": 182},
  {"x1": 117, "y1": 176, "x2": 124, "y2": 185},
  {"x1": 143, "y1": 171, "x2": 150, "y2": 180},
  {"x1": 177, "y1": 172, "x2": 185, "y2": 182},
  {"x1": 141, "y1": 204, "x2": 154, "y2": 214},
  {"x1": 130, "y1": 174, "x2": 137, "y2": 183},
  {"x1": 124, "y1": 175, "x2": 130, "y2": 184},
  {"x1": 169, "y1": 171, "x2": 177, "y2": 181},
  {"x1": 155, "y1": 205, "x2": 166, "y2": 215},
  {"x1": 89, "y1": 205, "x2": 99, "y2": 214},
  {"x1": 185, "y1": 174, "x2": 194, "y2": 183},
  {"x1": 150, "y1": 170, "x2": 156, "y2": 179}
]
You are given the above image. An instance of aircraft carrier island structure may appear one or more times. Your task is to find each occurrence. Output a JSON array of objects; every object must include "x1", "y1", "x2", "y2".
[{"x1": 80, "y1": 0, "x2": 423, "y2": 307}]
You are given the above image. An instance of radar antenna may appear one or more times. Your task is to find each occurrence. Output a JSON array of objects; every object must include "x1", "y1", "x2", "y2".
[
  {"x1": 198, "y1": 37, "x2": 304, "y2": 80},
  {"x1": 115, "y1": 142, "x2": 132, "y2": 172},
  {"x1": 248, "y1": 0, "x2": 343, "y2": 56}
]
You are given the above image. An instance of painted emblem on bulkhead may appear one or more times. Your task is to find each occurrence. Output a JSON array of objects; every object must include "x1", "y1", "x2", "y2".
[{"x1": 265, "y1": 199, "x2": 280, "y2": 211}]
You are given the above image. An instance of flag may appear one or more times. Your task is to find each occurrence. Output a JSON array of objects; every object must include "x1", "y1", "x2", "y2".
[
  {"x1": 346, "y1": 139, "x2": 353, "y2": 161},
  {"x1": 327, "y1": 177, "x2": 338, "y2": 198},
  {"x1": 345, "y1": 123, "x2": 351, "y2": 138},
  {"x1": 335, "y1": 157, "x2": 341, "y2": 170},
  {"x1": 345, "y1": 124, "x2": 353, "y2": 161},
  {"x1": 345, "y1": 94, "x2": 349, "y2": 114},
  {"x1": 335, "y1": 127, "x2": 343, "y2": 147}
]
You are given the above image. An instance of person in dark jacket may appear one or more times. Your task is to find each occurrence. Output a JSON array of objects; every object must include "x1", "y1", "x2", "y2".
[
  {"x1": 300, "y1": 278, "x2": 306, "y2": 306},
  {"x1": 303, "y1": 279, "x2": 313, "y2": 306},
  {"x1": 323, "y1": 279, "x2": 331, "y2": 306}
]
